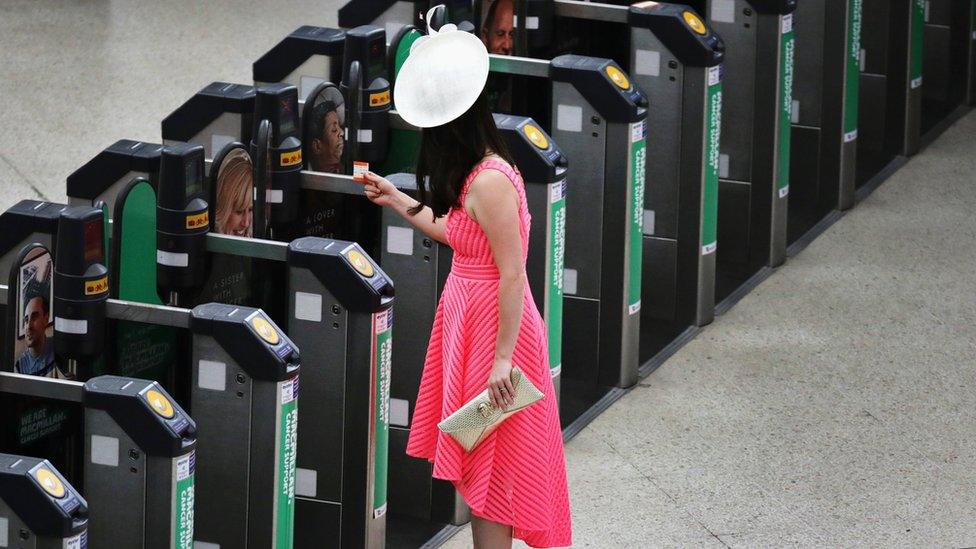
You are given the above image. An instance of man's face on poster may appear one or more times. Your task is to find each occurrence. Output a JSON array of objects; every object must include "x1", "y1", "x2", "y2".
[
  {"x1": 482, "y1": 0, "x2": 514, "y2": 56},
  {"x1": 313, "y1": 110, "x2": 344, "y2": 170},
  {"x1": 24, "y1": 296, "x2": 48, "y2": 351}
]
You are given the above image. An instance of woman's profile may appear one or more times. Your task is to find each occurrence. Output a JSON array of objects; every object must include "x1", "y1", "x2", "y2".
[{"x1": 359, "y1": 14, "x2": 572, "y2": 548}]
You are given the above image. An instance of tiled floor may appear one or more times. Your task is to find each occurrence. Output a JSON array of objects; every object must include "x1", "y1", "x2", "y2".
[{"x1": 3, "y1": 2, "x2": 975, "y2": 547}]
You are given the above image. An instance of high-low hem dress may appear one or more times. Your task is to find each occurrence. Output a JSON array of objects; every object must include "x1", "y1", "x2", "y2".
[{"x1": 406, "y1": 160, "x2": 573, "y2": 548}]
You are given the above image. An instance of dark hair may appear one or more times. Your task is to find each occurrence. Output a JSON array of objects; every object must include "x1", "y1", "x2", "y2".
[
  {"x1": 307, "y1": 99, "x2": 340, "y2": 141},
  {"x1": 24, "y1": 292, "x2": 49, "y2": 316},
  {"x1": 411, "y1": 91, "x2": 515, "y2": 218},
  {"x1": 482, "y1": 0, "x2": 508, "y2": 32}
]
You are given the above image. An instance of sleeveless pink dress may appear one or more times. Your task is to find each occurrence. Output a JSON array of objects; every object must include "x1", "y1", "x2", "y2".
[{"x1": 406, "y1": 160, "x2": 573, "y2": 547}]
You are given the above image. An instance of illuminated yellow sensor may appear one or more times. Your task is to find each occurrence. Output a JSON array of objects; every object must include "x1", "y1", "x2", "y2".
[
  {"x1": 369, "y1": 90, "x2": 391, "y2": 106},
  {"x1": 280, "y1": 149, "x2": 302, "y2": 166},
  {"x1": 606, "y1": 65, "x2": 630, "y2": 90},
  {"x1": 84, "y1": 276, "x2": 108, "y2": 296},
  {"x1": 185, "y1": 211, "x2": 209, "y2": 229},
  {"x1": 35, "y1": 468, "x2": 66, "y2": 499},
  {"x1": 146, "y1": 389, "x2": 175, "y2": 419},
  {"x1": 250, "y1": 316, "x2": 280, "y2": 346},
  {"x1": 523, "y1": 124, "x2": 549, "y2": 149},
  {"x1": 683, "y1": 11, "x2": 707, "y2": 35},
  {"x1": 346, "y1": 249, "x2": 375, "y2": 278}
]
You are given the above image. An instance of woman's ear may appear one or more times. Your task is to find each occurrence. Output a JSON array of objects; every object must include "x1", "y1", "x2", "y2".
[{"x1": 310, "y1": 137, "x2": 323, "y2": 154}]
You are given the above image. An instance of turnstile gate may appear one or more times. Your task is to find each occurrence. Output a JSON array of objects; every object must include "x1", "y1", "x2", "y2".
[
  {"x1": 857, "y1": 0, "x2": 926, "y2": 185},
  {"x1": 668, "y1": 0, "x2": 795, "y2": 303},
  {"x1": 541, "y1": 3, "x2": 725, "y2": 359},
  {"x1": 66, "y1": 144, "x2": 395, "y2": 547},
  {"x1": 0, "y1": 200, "x2": 302, "y2": 549},
  {"x1": 920, "y1": 0, "x2": 976, "y2": 135},
  {"x1": 0, "y1": 453, "x2": 88, "y2": 549},
  {"x1": 0, "y1": 368, "x2": 195, "y2": 549},
  {"x1": 787, "y1": 0, "x2": 863, "y2": 243}
]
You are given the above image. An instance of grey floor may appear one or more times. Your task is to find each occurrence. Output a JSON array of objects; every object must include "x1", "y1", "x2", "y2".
[{"x1": 3, "y1": 2, "x2": 976, "y2": 548}]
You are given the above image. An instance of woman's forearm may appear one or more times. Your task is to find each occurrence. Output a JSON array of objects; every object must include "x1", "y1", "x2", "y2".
[
  {"x1": 390, "y1": 190, "x2": 448, "y2": 244},
  {"x1": 494, "y1": 272, "x2": 525, "y2": 361}
]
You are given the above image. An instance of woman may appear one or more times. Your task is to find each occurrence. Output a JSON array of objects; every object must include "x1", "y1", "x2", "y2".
[
  {"x1": 360, "y1": 19, "x2": 571, "y2": 549},
  {"x1": 214, "y1": 147, "x2": 253, "y2": 237}
]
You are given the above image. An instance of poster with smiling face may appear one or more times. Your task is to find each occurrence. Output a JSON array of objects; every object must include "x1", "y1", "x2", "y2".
[
  {"x1": 12, "y1": 246, "x2": 69, "y2": 379},
  {"x1": 213, "y1": 144, "x2": 254, "y2": 238}
]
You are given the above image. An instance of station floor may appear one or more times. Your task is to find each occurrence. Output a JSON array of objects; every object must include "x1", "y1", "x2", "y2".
[{"x1": 3, "y1": 2, "x2": 976, "y2": 547}]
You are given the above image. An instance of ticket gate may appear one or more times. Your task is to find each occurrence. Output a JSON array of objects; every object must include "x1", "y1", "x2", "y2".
[
  {"x1": 0, "y1": 453, "x2": 88, "y2": 548},
  {"x1": 920, "y1": 0, "x2": 976, "y2": 137},
  {"x1": 509, "y1": 3, "x2": 723, "y2": 362},
  {"x1": 67, "y1": 144, "x2": 395, "y2": 548},
  {"x1": 786, "y1": 0, "x2": 863, "y2": 243},
  {"x1": 0, "y1": 201, "x2": 302, "y2": 548},
  {"x1": 857, "y1": 0, "x2": 925, "y2": 186},
  {"x1": 0, "y1": 367, "x2": 195, "y2": 548},
  {"x1": 162, "y1": 82, "x2": 256, "y2": 160},
  {"x1": 337, "y1": 0, "x2": 467, "y2": 39},
  {"x1": 650, "y1": 0, "x2": 793, "y2": 305},
  {"x1": 253, "y1": 26, "x2": 346, "y2": 101}
]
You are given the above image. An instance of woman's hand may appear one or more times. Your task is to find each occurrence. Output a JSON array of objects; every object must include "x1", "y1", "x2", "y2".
[
  {"x1": 487, "y1": 357, "x2": 516, "y2": 410},
  {"x1": 361, "y1": 171, "x2": 401, "y2": 208}
]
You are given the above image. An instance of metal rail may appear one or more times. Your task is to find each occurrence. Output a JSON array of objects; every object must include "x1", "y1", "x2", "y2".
[
  {"x1": 0, "y1": 372, "x2": 85, "y2": 403},
  {"x1": 553, "y1": 0, "x2": 629, "y2": 23}
]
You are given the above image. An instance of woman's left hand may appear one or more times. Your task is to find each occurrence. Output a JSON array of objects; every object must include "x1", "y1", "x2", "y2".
[{"x1": 488, "y1": 357, "x2": 516, "y2": 410}]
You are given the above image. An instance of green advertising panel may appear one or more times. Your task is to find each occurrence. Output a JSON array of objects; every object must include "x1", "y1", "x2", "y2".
[
  {"x1": 777, "y1": 14, "x2": 795, "y2": 198},
  {"x1": 628, "y1": 121, "x2": 647, "y2": 315},
  {"x1": 372, "y1": 309, "x2": 393, "y2": 519},
  {"x1": 173, "y1": 451, "x2": 195, "y2": 549},
  {"x1": 702, "y1": 66, "x2": 722, "y2": 255},
  {"x1": 115, "y1": 180, "x2": 179, "y2": 382},
  {"x1": 845, "y1": 0, "x2": 863, "y2": 142},
  {"x1": 275, "y1": 376, "x2": 299, "y2": 548},
  {"x1": 911, "y1": 0, "x2": 925, "y2": 89},
  {"x1": 547, "y1": 181, "x2": 566, "y2": 373}
]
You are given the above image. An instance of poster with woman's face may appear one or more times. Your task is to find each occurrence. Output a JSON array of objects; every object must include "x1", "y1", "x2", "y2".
[
  {"x1": 13, "y1": 246, "x2": 67, "y2": 379},
  {"x1": 214, "y1": 146, "x2": 254, "y2": 238},
  {"x1": 304, "y1": 85, "x2": 347, "y2": 174}
]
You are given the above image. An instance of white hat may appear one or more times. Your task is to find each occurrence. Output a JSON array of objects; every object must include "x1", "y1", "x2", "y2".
[{"x1": 393, "y1": 6, "x2": 490, "y2": 128}]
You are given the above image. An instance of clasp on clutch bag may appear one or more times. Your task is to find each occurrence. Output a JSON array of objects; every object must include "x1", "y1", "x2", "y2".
[{"x1": 478, "y1": 401, "x2": 494, "y2": 419}]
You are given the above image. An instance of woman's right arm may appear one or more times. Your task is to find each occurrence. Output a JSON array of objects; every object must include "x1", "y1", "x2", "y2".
[{"x1": 361, "y1": 171, "x2": 448, "y2": 244}]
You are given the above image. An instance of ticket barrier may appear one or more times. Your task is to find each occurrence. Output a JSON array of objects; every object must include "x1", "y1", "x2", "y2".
[
  {"x1": 856, "y1": 0, "x2": 925, "y2": 186},
  {"x1": 502, "y1": 2, "x2": 723, "y2": 363},
  {"x1": 0, "y1": 201, "x2": 301, "y2": 548},
  {"x1": 162, "y1": 82, "x2": 256, "y2": 160},
  {"x1": 0, "y1": 363, "x2": 194, "y2": 547},
  {"x1": 67, "y1": 144, "x2": 395, "y2": 548},
  {"x1": 253, "y1": 26, "x2": 346, "y2": 102},
  {"x1": 645, "y1": 0, "x2": 792, "y2": 305},
  {"x1": 0, "y1": 453, "x2": 88, "y2": 548},
  {"x1": 920, "y1": 0, "x2": 976, "y2": 137},
  {"x1": 785, "y1": 0, "x2": 862, "y2": 242},
  {"x1": 337, "y1": 0, "x2": 476, "y2": 38}
]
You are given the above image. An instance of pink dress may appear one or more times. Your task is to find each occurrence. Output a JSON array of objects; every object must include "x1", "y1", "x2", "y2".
[{"x1": 406, "y1": 160, "x2": 573, "y2": 547}]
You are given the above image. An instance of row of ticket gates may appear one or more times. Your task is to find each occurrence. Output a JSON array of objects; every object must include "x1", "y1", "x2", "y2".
[{"x1": 2, "y1": 1, "x2": 973, "y2": 547}]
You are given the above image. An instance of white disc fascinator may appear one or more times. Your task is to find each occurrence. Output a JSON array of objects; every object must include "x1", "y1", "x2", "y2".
[{"x1": 393, "y1": 5, "x2": 491, "y2": 128}]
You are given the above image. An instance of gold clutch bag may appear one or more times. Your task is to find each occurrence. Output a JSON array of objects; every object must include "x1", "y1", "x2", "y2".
[{"x1": 437, "y1": 367, "x2": 545, "y2": 452}]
